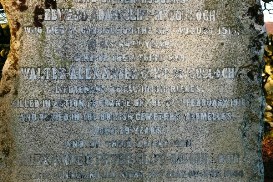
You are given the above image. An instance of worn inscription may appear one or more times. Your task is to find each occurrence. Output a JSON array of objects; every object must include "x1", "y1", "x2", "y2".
[
  {"x1": 41, "y1": 8, "x2": 216, "y2": 22},
  {"x1": 25, "y1": 25, "x2": 241, "y2": 36},
  {"x1": 24, "y1": 152, "x2": 239, "y2": 166},
  {"x1": 21, "y1": 169, "x2": 244, "y2": 180},
  {"x1": 12, "y1": 0, "x2": 263, "y2": 181},
  {"x1": 64, "y1": 138, "x2": 192, "y2": 148},
  {"x1": 13, "y1": 98, "x2": 246, "y2": 108},
  {"x1": 18, "y1": 112, "x2": 234, "y2": 122},
  {"x1": 20, "y1": 67, "x2": 236, "y2": 80}
]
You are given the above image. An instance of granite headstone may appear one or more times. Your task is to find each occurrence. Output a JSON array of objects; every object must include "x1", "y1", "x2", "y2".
[{"x1": 0, "y1": 0, "x2": 265, "y2": 181}]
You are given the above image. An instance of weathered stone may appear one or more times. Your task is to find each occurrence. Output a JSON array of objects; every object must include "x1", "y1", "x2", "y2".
[{"x1": 0, "y1": 0, "x2": 265, "y2": 181}]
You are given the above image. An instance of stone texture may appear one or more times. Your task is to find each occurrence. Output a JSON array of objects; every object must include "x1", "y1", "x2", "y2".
[{"x1": 0, "y1": 0, "x2": 265, "y2": 181}]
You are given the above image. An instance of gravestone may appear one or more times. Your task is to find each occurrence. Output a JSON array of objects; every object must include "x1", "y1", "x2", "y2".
[{"x1": 0, "y1": 0, "x2": 265, "y2": 181}]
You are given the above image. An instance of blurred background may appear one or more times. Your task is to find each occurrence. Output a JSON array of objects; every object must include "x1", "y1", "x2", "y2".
[{"x1": 0, "y1": 3, "x2": 9, "y2": 79}]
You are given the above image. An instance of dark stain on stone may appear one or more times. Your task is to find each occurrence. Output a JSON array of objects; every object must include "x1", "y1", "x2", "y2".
[
  {"x1": 249, "y1": 23, "x2": 255, "y2": 30},
  {"x1": 45, "y1": 0, "x2": 57, "y2": 9},
  {"x1": 11, "y1": 21, "x2": 20, "y2": 37},
  {"x1": 11, "y1": 1, "x2": 17, "y2": 7},
  {"x1": 2, "y1": 147, "x2": 9, "y2": 157},
  {"x1": 12, "y1": 0, "x2": 28, "y2": 12},
  {"x1": 18, "y1": 4, "x2": 28, "y2": 11},
  {"x1": 247, "y1": 4, "x2": 264, "y2": 26},
  {"x1": 13, "y1": 89, "x2": 18, "y2": 96},
  {"x1": 247, "y1": 71, "x2": 255, "y2": 81},
  {"x1": 251, "y1": 55, "x2": 260, "y2": 63},
  {"x1": 18, "y1": 0, "x2": 28, "y2": 11},
  {"x1": 248, "y1": 32, "x2": 266, "y2": 60},
  {"x1": 10, "y1": 55, "x2": 19, "y2": 67},
  {"x1": 0, "y1": 89, "x2": 9, "y2": 97},
  {"x1": 33, "y1": 5, "x2": 45, "y2": 27}
]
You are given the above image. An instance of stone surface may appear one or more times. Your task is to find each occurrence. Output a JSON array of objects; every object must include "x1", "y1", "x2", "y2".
[{"x1": 0, "y1": 0, "x2": 265, "y2": 181}]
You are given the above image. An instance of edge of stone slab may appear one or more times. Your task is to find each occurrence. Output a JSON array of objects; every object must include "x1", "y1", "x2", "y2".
[{"x1": 0, "y1": 0, "x2": 25, "y2": 181}]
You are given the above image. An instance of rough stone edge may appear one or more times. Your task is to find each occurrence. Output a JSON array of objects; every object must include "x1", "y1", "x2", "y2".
[
  {"x1": 244, "y1": 0, "x2": 266, "y2": 181},
  {"x1": 0, "y1": 0, "x2": 24, "y2": 181}
]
